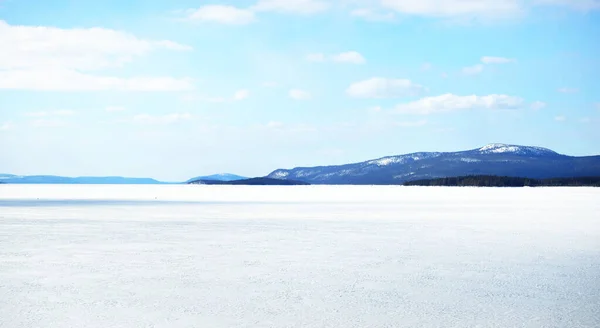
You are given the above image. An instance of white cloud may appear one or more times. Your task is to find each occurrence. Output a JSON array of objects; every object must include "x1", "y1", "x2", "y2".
[
  {"x1": 331, "y1": 51, "x2": 366, "y2": 64},
  {"x1": 133, "y1": 113, "x2": 192, "y2": 125},
  {"x1": 0, "y1": 20, "x2": 193, "y2": 92},
  {"x1": 289, "y1": 89, "x2": 312, "y2": 100},
  {"x1": 0, "y1": 69, "x2": 193, "y2": 91},
  {"x1": 186, "y1": 5, "x2": 256, "y2": 25},
  {"x1": 554, "y1": 115, "x2": 566, "y2": 121},
  {"x1": 535, "y1": 0, "x2": 600, "y2": 11},
  {"x1": 394, "y1": 94, "x2": 524, "y2": 115},
  {"x1": 380, "y1": 0, "x2": 522, "y2": 18},
  {"x1": 347, "y1": 78, "x2": 426, "y2": 99},
  {"x1": 253, "y1": 0, "x2": 330, "y2": 14},
  {"x1": 0, "y1": 20, "x2": 190, "y2": 71},
  {"x1": 462, "y1": 56, "x2": 515, "y2": 76},
  {"x1": 481, "y1": 56, "x2": 516, "y2": 64},
  {"x1": 462, "y1": 64, "x2": 484, "y2": 75},
  {"x1": 350, "y1": 8, "x2": 396, "y2": 21},
  {"x1": 394, "y1": 120, "x2": 428, "y2": 127},
  {"x1": 105, "y1": 106, "x2": 126, "y2": 112},
  {"x1": 306, "y1": 53, "x2": 326, "y2": 62},
  {"x1": 233, "y1": 89, "x2": 251, "y2": 101},
  {"x1": 558, "y1": 87, "x2": 579, "y2": 94},
  {"x1": 530, "y1": 101, "x2": 547, "y2": 110},
  {"x1": 580, "y1": 117, "x2": 591, "y2": 123},
  {"x1": 182, "y1": 0, "x2": 331, "y2": 25}
]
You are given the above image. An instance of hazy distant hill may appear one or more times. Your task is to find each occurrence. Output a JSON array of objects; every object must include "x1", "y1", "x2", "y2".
[
  {"x1": 0, "y1": 174, "x2": 165, "y2": 184},
  {"x1": 0, "y1": 172, "x2": 247, "y2": 185},
  {"x1": 267, "y1": 143, "x2": 600, "y2": 185},
  {"x1": 189, "y1": 177, "x2": 309, "y2": 185},
  {"x1": 185, "y1": 173, "x2": 247, "y2": 183}
]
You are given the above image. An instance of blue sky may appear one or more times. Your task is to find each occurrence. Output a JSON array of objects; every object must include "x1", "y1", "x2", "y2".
[{"x1": 1, "y1": 0, "x2": 599, "y2": 181}]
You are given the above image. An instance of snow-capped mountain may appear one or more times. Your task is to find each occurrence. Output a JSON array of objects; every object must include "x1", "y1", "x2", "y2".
[
  {"x1": 476, "y1": 143, "x2": 558, "y2": 156},
  {"x1": 267, "y1": 144, "x2": 600, "y2": 185}
]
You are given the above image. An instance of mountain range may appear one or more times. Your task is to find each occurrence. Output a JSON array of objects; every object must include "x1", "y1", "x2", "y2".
[
  {"x1": 266, "y1": 143, "x2": 600, "y2": 184},
  {"x1": 2, "y1": 144, "x2": 600, "y2": 185}
]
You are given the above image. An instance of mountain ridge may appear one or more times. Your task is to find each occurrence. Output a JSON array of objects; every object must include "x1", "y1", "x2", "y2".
[
  {"x1": 267, "y1": 143, "x2": 600, "y2": 185},
  {"x1": 2, "y1": 144, "x2": 599, "y2": 185}
]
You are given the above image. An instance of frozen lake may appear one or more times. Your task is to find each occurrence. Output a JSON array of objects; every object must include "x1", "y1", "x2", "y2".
[{"x1": 1, "y1": 185, "x2": 599, "y2": 328}]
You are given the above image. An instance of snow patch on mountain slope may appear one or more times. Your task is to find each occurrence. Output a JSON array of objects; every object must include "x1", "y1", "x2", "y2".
[
  {"x1": 478, "y1": 143, "x2": 556, "y2": 155},
  {"x1": 367, "y1": 153, "x2": 441, "y2": 167},
  {"x1": 393, "y1": 172, "x2": 416, "y2": 179},
  {"x1": 338, "y1": 169, "x2": 355, "y2": 176},
  {"x1": 368, "y1": 157, "x2": 404, "y2": 166},
  {"x1": 294, "y1": 170, "x2": 312, "y2": 178},
  {"x1": 270, "y1": 171, "x2": 289, "y2": 179}
]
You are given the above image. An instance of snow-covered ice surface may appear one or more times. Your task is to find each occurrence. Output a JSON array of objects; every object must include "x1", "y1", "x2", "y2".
[{"x1": 1, "y1": 185, "x2": 599, "y2": 328}]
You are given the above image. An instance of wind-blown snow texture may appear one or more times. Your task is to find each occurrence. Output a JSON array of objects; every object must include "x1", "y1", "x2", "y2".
[{"x1": 1, "y1": 185, "x2": 599, "y2": 328}]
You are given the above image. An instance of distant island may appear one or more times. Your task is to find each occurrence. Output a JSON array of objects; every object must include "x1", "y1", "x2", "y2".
[
  {"x1": 188, "y1": 177, "x2": 309, "y2": 186},
  {"x1": 185, "y1": 173, "x2": 247, "y2": 183},
  {"x1": 403, "y1": 175, "x2": 600, "y2": 187},
  {"x1": 0, "y1": 174, "x2": 166, "y2": 185}
]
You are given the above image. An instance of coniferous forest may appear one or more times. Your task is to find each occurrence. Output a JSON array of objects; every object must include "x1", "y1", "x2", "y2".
[{"x1": 403, "y1": 175, "x2": 600, "y2": 187}]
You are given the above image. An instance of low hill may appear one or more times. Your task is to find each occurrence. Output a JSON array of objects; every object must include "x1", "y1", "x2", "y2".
[
  {"x1": 189, "y1": 177, "x2": 309, "y2": 185},
  {"x1": 185, "y1": 173, "x2": 247, "y2": 183},
  {"x1": 0, "y1": 174, "x2": 165, "y2": 184}
]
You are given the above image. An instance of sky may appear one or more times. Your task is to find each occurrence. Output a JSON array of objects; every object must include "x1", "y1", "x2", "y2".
[{"x1": 1, "y1": 0, "x2": 599, "y2": 181}]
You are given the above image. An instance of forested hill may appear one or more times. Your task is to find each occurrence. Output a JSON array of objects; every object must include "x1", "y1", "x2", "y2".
[
  {"x1": 403, "y1": 175, "x2": 600, "y2": 187},
  {"x1": 268, "y1": 144, "x2": 600, "y2": 185}
]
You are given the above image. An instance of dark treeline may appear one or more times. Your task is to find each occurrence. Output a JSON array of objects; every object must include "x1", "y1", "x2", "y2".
[{"x1": 403, "y1": 175, "x2": 600, "y2": 187}]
